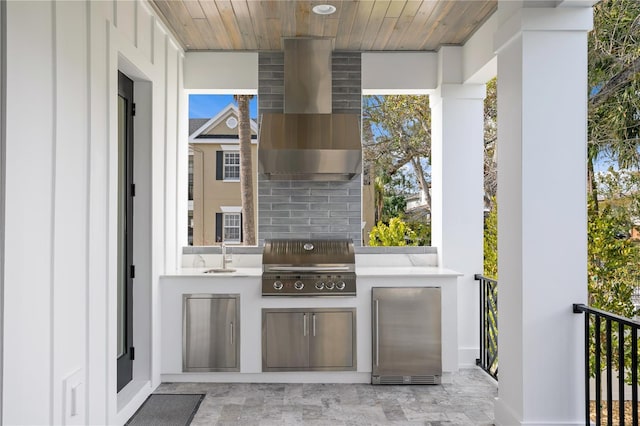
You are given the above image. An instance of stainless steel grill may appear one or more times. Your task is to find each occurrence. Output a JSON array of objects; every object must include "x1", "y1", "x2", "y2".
[{"x1": 262, "y1": 239, "x2": 356, "y2": 296}]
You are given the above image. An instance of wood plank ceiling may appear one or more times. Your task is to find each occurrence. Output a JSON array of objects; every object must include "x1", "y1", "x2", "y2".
[{"x1": 150, "y1": 1, "x2": 497, "y2": 51}]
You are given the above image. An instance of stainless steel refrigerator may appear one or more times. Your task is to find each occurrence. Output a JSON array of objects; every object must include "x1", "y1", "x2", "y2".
[{"x1": 371, "y1": 287, "x2": 442, "y2": 384}]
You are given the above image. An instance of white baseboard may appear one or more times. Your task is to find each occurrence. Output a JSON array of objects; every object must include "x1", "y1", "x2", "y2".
[
  {"x1": 494, "y1": 397, "x2": 584, "y2": 426},
  {"x1": 458, "y1": 347, "x2": 479, "y2": 368},
  {"x1": 115, "y1": 380, "x2": 152, "y2": 425},
  {"x1": 161, "y1": 372, "x2": 372, "y2": 383}
]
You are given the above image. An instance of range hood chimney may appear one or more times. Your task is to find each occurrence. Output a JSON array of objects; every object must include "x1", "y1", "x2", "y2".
[{"x1": 258, "y1": 39, "x2": 362, "y2": 181}]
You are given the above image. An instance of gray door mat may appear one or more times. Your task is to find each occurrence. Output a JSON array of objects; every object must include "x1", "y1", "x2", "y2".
[{"x1": 126, "y1": 394, "x2": 204, "y2": 426}]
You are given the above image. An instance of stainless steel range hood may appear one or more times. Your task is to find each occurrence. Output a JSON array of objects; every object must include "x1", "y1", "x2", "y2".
[{"x1": 258, "y1": 39, "x2": 362, "y2": 181}]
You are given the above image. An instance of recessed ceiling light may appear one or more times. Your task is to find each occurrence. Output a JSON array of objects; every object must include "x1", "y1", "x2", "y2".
[{"x1": 312, "y1": 4, "x2": 336, "y2": 15}]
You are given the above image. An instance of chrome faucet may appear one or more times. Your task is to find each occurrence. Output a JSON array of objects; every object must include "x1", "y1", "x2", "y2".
[{"x1": 221, "y1": 242, "x2": 232, "y2": 269}]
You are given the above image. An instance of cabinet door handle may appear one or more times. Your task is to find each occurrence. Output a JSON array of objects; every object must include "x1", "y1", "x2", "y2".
[
  {"x1": 375, "y1": 300, "x2": 380, "y2": 366},
  {"x1": 313, "y1": 314, "x2": 316, "y2": 337},
  {"x1": 230, "y1": 322, "x2": 234, "y2": 345},
  {"x1": 303, "y1": 313, "x2": 307, "y2": 336}
]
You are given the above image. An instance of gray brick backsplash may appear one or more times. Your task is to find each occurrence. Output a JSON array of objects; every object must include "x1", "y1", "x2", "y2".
[
  {"x1": 272, "y1": 217, "x2": 310, "y2": 225},
  {"x1": 259, "y1": 217, "x2": 272, "y2": 225},
  {"x1": 259, "y1": 196, "x2": 292, "y2": 204},
  {"x1": 328, "y1": 195, "x2": 356, "y2": 203},
  {"x1": 274, "y1": 232, "x2": 310, "y2": 239},
  {"x1": 291, "y1": 210, "x2": 329, "y2": 218},
  {"x1": 311, "y1": 188, "x2": 349, "y2": 196},
  {"x1": 260, "y1": 225, "x2": 292, "y2": 233},
  {"x1": 330, "y1": 210, "x2": 361, "y2": 218},
  {"x1": 258, "y1": 93, "x2": 284, "y2": 103},
  {"x1": 290, "y1": 196, "x2": 329, "y2": 203},
  {"x1": 309, "y1": 203, "x2": 346, "y2": 211},
  {"x1": 311, "y1": 217, "x2": 349, "y2": 225},
  {"x1": 258, "y1": 51, "x2": 362, "y2": 244},
  {"x1": 259, "y1": 210, "x2": 291, "y2": 218},
  {"x1": 349, "y1": 233, "x2": 363, "y2": 242},
  {"x1": 311, "y1": 233, "x2": 350, "y2": 240},
  {"x1": 331, "y1": 225, "x2": 359, "y2": 233},
  {"x1": 271, "y1": 203, "x2": 310, "y2": 211},
  {"x1": 291, "y1": 181, "x2": 329, "y2": 188},
  {"x1": 272, "y1": 188, "x2": 309, "y2": 196},
  {"x1": 291, "y1": 225, "x2": 329, "y2": 233},
  {"x1": 262, "y1": 179, "x2": 291, "y2": 188}
]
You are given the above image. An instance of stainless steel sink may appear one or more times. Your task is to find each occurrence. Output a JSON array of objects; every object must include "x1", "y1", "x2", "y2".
[{"x1": 204, "y1": 268, "x2": 237, "y2": 274}]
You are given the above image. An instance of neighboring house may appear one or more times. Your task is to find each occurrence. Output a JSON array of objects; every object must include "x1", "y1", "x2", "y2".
[
  {"x1": 188, "y1": 103, "x2": 258, "y2": 246},
  {"x1": 404, "y1": 192, "x2": 431, "y2": 223},
  {"x1": 405, "y1": 191, "x2": 428, "y2": 211}
]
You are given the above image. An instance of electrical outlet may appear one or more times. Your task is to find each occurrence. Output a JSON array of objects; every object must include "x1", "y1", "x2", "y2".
[{"x1": 63, "y1": 368, "x2": 84, "y2": 425}]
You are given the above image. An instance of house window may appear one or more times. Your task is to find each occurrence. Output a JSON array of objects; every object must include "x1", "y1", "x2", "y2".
[
  {"x1": 223, "y1": 152, "x2": 240, "y2": 181},
  {"x1": 223, "y1": 213, "x2": 241, "y2": 243}
]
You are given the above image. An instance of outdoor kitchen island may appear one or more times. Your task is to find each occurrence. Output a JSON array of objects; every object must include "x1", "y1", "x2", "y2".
[{"x1": 159, "y1": 249, "x2": 462, "y2": 384}]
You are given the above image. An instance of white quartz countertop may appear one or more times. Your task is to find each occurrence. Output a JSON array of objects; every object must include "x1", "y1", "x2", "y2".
[
  {"x1": 165, "y1": 267, "x2": 262, "y2": 277},
  {"x1": 162, "y1": 265, "x2": 461, "y2": 278},
  {"x1": 164, "y1": 251, "x2": 462, "y2": 278},
  {"x1": 355, "y1": 266, "x2": 462, "y2": 277}
]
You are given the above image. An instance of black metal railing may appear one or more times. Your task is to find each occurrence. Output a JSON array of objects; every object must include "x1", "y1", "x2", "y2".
[
  {"x1": 573, "y1": 303, "x2": 640, "y2": 426},
  {"x1": 475, "y1": 274, "x2": 498, "y2": 380}
]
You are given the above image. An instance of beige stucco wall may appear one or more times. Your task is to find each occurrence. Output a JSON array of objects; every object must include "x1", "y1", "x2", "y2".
[{"x1": 191, "y1": 143, "x2": 258, "y2": 245}]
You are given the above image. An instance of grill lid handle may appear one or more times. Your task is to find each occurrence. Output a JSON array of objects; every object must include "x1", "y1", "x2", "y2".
[{"x1": 266, "y1": 266, "x2": 351, "y2": 272}]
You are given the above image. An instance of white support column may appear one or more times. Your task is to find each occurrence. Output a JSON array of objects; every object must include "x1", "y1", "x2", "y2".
[
  {"x1": 431, "y1": 46, "x2": 486, "y2": 369},
  {"x1": 494, "y1": 5, "x2": 592, "y2": 425}
]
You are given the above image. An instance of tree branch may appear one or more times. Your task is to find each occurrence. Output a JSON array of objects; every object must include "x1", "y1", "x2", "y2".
[{"x1": 590, "y1": 55, "x2": 640, "y2": 107}]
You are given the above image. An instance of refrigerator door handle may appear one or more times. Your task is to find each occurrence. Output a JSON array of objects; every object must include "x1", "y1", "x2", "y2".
[{"x1": 374, "y1": 299, "x2": 379, "y2": 366}]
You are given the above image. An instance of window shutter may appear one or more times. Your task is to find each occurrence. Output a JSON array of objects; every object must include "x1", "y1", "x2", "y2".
[
  {"x1": 216, "y1": 151, "x2": 223, "y2": 180},
  {"x1": 215, "y1": 213, "x2": 223, "y2": 242},
  {"x1": 240, "y1": 213, "x2": 243, "y2": 243}
]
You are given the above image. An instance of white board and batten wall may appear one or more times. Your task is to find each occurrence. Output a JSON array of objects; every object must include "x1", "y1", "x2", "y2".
[{"x1": 3, "y1": 1, "x2": 183, "y2": 424}]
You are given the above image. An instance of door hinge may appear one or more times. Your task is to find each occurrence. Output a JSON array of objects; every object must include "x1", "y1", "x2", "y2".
[
  {"x1": 130, "y1": 347, "x2": 135, "y2": 361},
  {"x1": 131, "y1": 183, "x2": 136, "y2": 197},
  {"x1": 130, "y1": 265, "x2": 135, "y2": 279},
  {"x1": 132, "y1": 103, "x2": 136, "y2": 116}
]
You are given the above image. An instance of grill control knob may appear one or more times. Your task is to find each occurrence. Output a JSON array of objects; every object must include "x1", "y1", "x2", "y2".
[
  {"x1": 336, "y1": 281, "x2": 346, "y2": 290},
  {"x1": 273, "y1": 281, "x2": 283, "y2": 291},
  {"x1": 325, "y1": 281, "x2": 335, "y2": 290},
  {"x1": 315, "y1": 282, "x2": 325, "y2": 290},
  {"x1": 294, "y1": 281, "x2": 305, "y2": 290}
]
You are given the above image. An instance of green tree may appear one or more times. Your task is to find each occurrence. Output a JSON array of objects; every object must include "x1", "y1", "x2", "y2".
[
  {"x1": 483, "y1": 198, "x2": 498, "y2": 279},
  {"x1": 587, "y1": 197, "x2": 640, "y2": 384},
  {"x1": 363, "y1": 95, "x2": 432, "y2": 211},
  {"x1": 483, "y1": 79, "x2": 498, "y2": 278},
  {"x1": 369, "y1": 217, "x2": 418, "y2": 247},
  {"x1": 588, "y1": 200, "x2": 639, "y2": 316},
  {"x1": 588, "y1": 0, "x2": 640, "y2": 207},
  {"x1": 484, "y1": 78, "x2": 497, "y2": 211}
]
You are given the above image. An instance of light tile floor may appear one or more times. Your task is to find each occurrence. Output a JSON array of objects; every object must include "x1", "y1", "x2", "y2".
[{"x1": 154, "y1": 368, "x2": 497, "y2": 425}]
